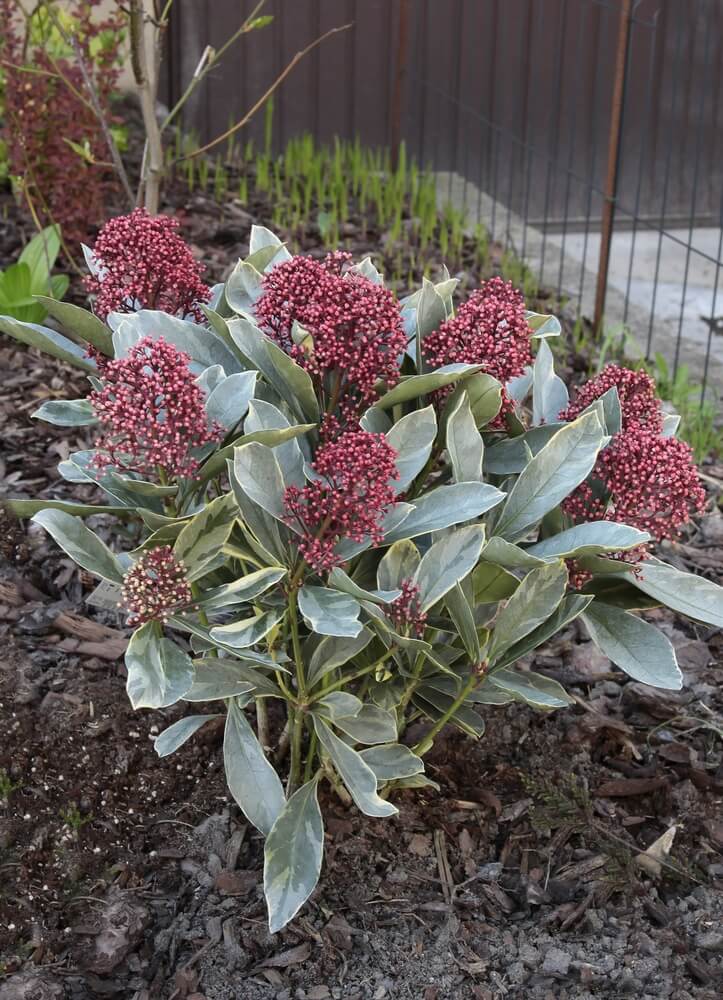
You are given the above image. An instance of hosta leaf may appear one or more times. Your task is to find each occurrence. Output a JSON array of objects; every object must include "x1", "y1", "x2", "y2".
[
  {"x1": 377, "y1": 539, "x2": 421, "y2": 591},
  {"x1": 307, "y1": 629, "x2": 374, "y2": 686},
  {"x1": 624, "y1": 558, "x2": 723, "y2": 627},
  {"x1": 446, "y1": 392, "x2": 484, "y2": 483},
  {"x1": 224, "y1": 697, "x2": 285, "y2": 835},
  {"x1": 199, "y1": 567, "x2": 286, "y2": 611},
  {"x1": 298, "y1": 586, "x2": 362, "y2": 638},
  {"x1": 532, "y1": 338, "x2": 568, "y2": 425},
  {"x1": 154, "y1": 714, "x2": 221, "y2": 757},
  {"x1": 31, "y1": 509, "x2": 124, "y2": 583},
  {"x1": 386, "y1": 405, "x2": 437, "y2": 492},
  {"x1": 233, "y1": 442, "x2": 287, "y2": 520},
  {"x1": 264, "y1": 778, "x2": 323, "y2": 934},
  {"x1": 313, "y1": 717, "x2": 397, "y2": 818},
  {"x1": 210, "y1": 609, "x2": 285, "y2": 648},
  {"x1": 582, "y1": 601, "x2": 682, "y2": 689},
  {"x1": 489, "y1": 668, "x2": 573, "y2": 708},
  {"x1": 526, "y1": 522, "x2": 650, "y2": 561},
  {"x1": 173, "y1": 495, "x2": 236, "y2": 581},
  {"x1": 373, "y1": 364, "x2": 482, "y2": 410},
  {"x1": 359, "y1": 744, "x2": 424, "y2": 782},
  {"x1": 489, "y1": 561, "x2": 568, "y2": 661},
  {"x1": 0, "y1": 314, "x2": 95, "y2": 370},
  {"x1": 384, "y1": 483, "x2": 505, "y2": 542},
  {"x1": 414, "y1": 524, "x2": 486, "y2": 611},
  {"x1": 205, "y1": 370, "x2": 257, "y2": 428},
  {"x1": 32, "y1": 399, "x2": 98, "y2": 426},
  {"x1": 125, "y1": 623, "x2": 195, "y2": 709},
  {"x1": 33, "y1": 296, "x2": 113, "y2": 356},
  {"x1": 494, "y1": 410, "x2": 606, "y2": 540}
]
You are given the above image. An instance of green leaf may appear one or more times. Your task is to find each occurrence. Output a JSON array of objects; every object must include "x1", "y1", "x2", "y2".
[
  {"x1": 298, "y1": 586, "x2": 363, "y2": 638},
  {"x1": 209, "y1": 609, "x2": 285, "y2": 648},
  {"x1": 224, "y1": 697, "x2": 286, "y2": 835},
  {"x1": 228, "y1": 318, "x2": 318, "y2": 423},
  {"x1": 31, "y1": 509, "x2": 124, "y2": 583},
  {"x1": 233, "y1": 441, "x2": 288, "y2": 521},
  {"x1": 34, "y1": 297, "x2": 113, "y2": 356},
  {"x1": 526, "y1": 522, "x2": 650, "y2": 561},
  {"x1": 205, "y1": 371, "x2": 257, "y2": 429},
  {"x1": 445, "y1": 582, "x2": 480, "y2": 661},
  {"x1": 414, "y1": 524, "x2": 486, "y2": 611},
  {"x1": 112, "y1": 310, "x2": 242, "y2": 373},
  {"x1": 307, "y1": 629, "x2": 374, "y2": 686},
  {"x1": 484, "y1": 424, "x2": 563, "y2": 475},
  {"x1": 6, "y1": 498, "x2": 126, "y2": 519},
  {"x1": 472, "y1": 560, "x2": 519, "y2": 603},
  {"x1": 373, "y1": 364, "x2": 482, "y2": 410},
  {"x1": 154, "y1": 714, "x2": 221, "y2": 757},
  {"x1": 315, "y1": 692, "x2": 363, "y2": 720},
  {"x1": 173, "y1": 495, "x2": 236, "y2": 581},
  {"x1": 32, "y1": 398, "x2": 98, "y2": 427},
  {"x1": 313, "y1": 717, "x2": 397, "y2": 818},
  {"x1": 450, "y1": 372, "x2": 502, "y2": 428},
  {"x1": 526, "y1": 310, "x2": 561, "y2": 338},
  {"x1": 264, "y1": 778, "x2": 323, "y2": 934},
  {"x1": 493, "y1": 593, "x2": 593, "y2": 670},
  {"x1": 327, "y1": 567, "x2": 400, "y2": 605},
  {"x1": 415, "y1": 278, "x2": 447, "y2": 369},
  {"x1": 386, "y1": 405, "x2": 437, "y2": 492},
  {"x1": 125, "y1": 623, "x2": 195, "y2": 709},
  {"x1": 197, "y1": 422, "x2": 314, "y2": 487},
  {"x1": 332, "y1": 704, "x2": 398, "y2": 744},
  {"x1": 481, "y1": 536, "x2": 546, "y2": 570},
  {"x1": 413, "y1": 688, "x2": 485, "y2": 738},
  {"x1": 384, "y1": 483, "x2": 505, "y2": 542},
  {"x1": 489, "y1": 561, "x2": 568, "y2": 662},
  {"x1": 0, "y1": 315, "x2": 95, "y2": 371},
  {"x1": 624, "y1": 559, "x2": 723, "y2": 627},
  {"x1": 248, "y1": 224, "x2": 291, "y2": 262},
  {"x1": 377, "y1": 539, "x2": 421, "y2": 591},
  {"x1": 489, "y1": 668, "x2": 573, "y2": 709},
  {"x1": 199, "y1": 567, "x2": 286, "y2": 611},
  {"x1": 446, "y1": 392, "x2": 484, "y2": 483},
  {"x1": 185, "y1": 658, "x2": 280, "y2": 700},
  {"x1": 20, "y1": 225, "x2": 60, "y2": 285},
  {"x1": 494, "y1": 410, "x2": 606, "y2": 540},
  {"x1": 582, "y1": 602, "x2": 682, "y2": 690},
  {"x1": 359, "y1": 744, "x2": 424, "y2": 783},
  {"x1": 244, "y1": 399, "x2": 306, "y2": 488},
  {"x1": 532, "y1": 338, "x2": 568, "y2": 425}
]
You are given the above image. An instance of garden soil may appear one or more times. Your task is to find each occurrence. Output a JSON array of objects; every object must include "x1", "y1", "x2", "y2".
[{"x1": 0, "y1": 184, "x2": 722, "y2": 1000}]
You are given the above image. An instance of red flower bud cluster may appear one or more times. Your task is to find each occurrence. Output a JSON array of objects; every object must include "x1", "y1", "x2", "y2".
[
  {"x1": 284, "y1": 430, "x2": 399, "y2": 573},
  {"x1": 388, "y1": 578, "x2": 427, "y2": 637},
  {"x1": 561, "y1": 366, "x2": 705, "y2": 586},
  {"x1": 86, "y1": 209, "x2": 211, "y2": 321},
  {"x1": 255, "y1": 252, "x2": 406, "y2": 415},
  {"x1": 90, "y1": 336, "x2": 223, "y2": 480},
  {"x1": 422, "y1": 277, "x2": 533, "y2": 423},
  {"x1": 122, "y1": 546, "x2": 192, "y2": 626}
]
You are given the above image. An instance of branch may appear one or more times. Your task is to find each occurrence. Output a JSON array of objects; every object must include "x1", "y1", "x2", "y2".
[
  {"x1": 179, "y1": 24, "x2": 352, "y2": 162},
  {"x1": 130, "y1": 0, "x2": 164, "y2": 213}
]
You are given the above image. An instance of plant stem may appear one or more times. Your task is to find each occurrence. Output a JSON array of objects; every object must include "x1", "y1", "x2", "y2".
[
  {"x1": 256, "y1": 698, "x2": 270, "y2": 749},
  {"x1": 130, "y1": 0, "x2": 163, "y2": 212},
  {"x1": 302, "y1": 728, "x2": 318, "y2": 783},
  {"x1": 287, "y1": 707, "x2": 304, "y2": 795},
  {"x1": 310, "y1": 648, "x2": 396, "y2": 699},
  {"x1": 412, "y1": 671, "x2": 482, "y2": 756},
  {"x1": 286, "y1": 590, "x2": 308, "y2": 794}
]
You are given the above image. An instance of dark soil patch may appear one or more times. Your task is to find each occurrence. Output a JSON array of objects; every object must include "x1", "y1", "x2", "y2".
[{"x1": 1, "y1": 142, "x2": 722, "y2": 999}]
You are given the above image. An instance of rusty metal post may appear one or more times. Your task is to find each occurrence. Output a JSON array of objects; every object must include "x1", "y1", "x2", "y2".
[
  {"x1": 594, "y1": 0, "x2": 634, "y2": 334},
  {"x1": 390, "y1": 0, "x2": 411, "y2": 169}
]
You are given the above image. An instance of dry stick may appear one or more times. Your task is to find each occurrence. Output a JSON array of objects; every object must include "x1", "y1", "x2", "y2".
[
  {"x1": 130, "y1": 0, "x2": 163, "y2": 213},
  {"x1": 43, "y1": 5, "x2": 134, "y2": 210},
  {"x1": 179, "y1": 24, "x2": 352, "y2": 163}
]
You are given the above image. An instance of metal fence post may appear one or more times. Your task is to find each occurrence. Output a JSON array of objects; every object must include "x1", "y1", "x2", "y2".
[
  {"x1": 593, "y1": 0, "x2": 634, "y2": 334},
  {"x1": 390, "y1": 0, "x2": 411, "y2": 169}
]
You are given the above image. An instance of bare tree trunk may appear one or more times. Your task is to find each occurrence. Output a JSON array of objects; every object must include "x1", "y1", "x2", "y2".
[{"x1": 130, "y1": 0, "x2": 163, "y2": 214}]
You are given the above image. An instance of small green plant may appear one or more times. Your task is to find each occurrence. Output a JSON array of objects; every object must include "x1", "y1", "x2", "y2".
[
  {"x1": 642, "y1": 354, "x2": 722, "y2": 462},
  {"x1": 60, "y1": 802, "x2": 92, "y2": 834},
  {"x1": 0, "y1": 225, "x2": 68, "y2": 322},
  {"x1": 0, "y1": 768, "x2": 19, "y2": 802}
]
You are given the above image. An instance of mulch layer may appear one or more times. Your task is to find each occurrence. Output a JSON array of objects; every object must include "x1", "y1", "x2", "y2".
[{"x1": 0, "y1": 169, "x2": 722, "y2": 1000}]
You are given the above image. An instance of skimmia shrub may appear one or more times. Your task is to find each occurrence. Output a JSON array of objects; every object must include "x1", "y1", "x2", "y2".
[{"x1": 2, "y1": 222, "x2": 721, "y2": 934}]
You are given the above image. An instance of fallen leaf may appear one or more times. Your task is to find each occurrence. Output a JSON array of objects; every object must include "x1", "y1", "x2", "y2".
[
  {"x1": 259, "y1": 941, "x2": 312, "y2": 969},
  {"x1": 635, "y1": 825, "x2": 677, "y2": 877}
]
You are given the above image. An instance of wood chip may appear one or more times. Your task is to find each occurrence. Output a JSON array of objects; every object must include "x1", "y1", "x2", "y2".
[{"x1": 596, "y1": 776, "x2": 668, "y2": 797}]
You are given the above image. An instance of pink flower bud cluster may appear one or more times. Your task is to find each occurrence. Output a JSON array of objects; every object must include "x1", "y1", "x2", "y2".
[
  {"x1": 91, "y1": 336, "x2": 223, "y2": 480},
  {"x1": 284, "y1": 430, "x2": 399, "y2": 573},
  {"x1": 121, "y1": 546, "x2": 192, "y2": 626},
  {"x1": 559, "y1": 364, "x2": 661, "y2": 430},
  {"x1": 388, "y1": 579, "x2": 427, "y2": 637},
  {"x1": 255, "y1": 253, "x2": 407, "y2": 416},
  {"x1": 86, "y1": 208, "x2": 211, "y2": 321},
  {"x1": 422, "y1": 277, "x2": 533, "y2": 423},
  {"x1": 561, "y1": 366, "x2": 705, "y2": 585}
]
